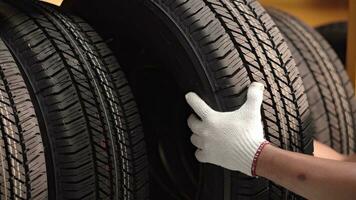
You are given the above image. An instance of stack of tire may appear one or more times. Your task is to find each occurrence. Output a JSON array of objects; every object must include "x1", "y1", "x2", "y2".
[
  {"x1": 0, "y1": 1, "x2": 148, "y2": 199},
  {"x1": 0, "y1": 0, "x2": 354, "y2": 200},
  {"x1": 268, "y1": 9, "x2": 356, "y2": 155}
]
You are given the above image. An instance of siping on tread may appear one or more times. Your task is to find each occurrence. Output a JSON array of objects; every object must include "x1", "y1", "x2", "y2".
[
  {"x1": 63, "y1": 0, "x2": 313, "y2": 198},
  {"x1": 0, "y1": 0, "x2": 148, "y2": 199},
  {"x1": 119, "y1": 0, "x2": 313, "y2": 199},
  {"x1": 268, "y1": 8, "x2": 356, "y2": 154},
  {"x1": 0, "y1": 37, "x2": 48, "y2": 199}
]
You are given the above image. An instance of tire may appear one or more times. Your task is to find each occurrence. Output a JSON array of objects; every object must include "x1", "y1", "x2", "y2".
[
  {"x1": 0, "y1": 1, "x2": 149, "y2": 199},
  {"x1": 0, "y1": 36, "x2": 48, "y2": 199},
  {"x1": 65, "y1": 0, "x2": 314, "y2": 199},
  {"x1": 268, "y1": 9, "x2": 356, "y2": 154},
  {"x1": 316, "y1": 22, "x2": 347, "y2": 64}
]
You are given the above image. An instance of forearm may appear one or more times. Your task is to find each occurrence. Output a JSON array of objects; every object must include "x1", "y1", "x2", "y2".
[
  {"x1": 313, "y1": 140, "x2": 346, "y2": 160},
  {"x1": 313, "y1": 140, "x2": 356, "y2": 162},
  {"x1": 344, "y1": 154, "x2": 356, "y2": 162},
  {"x1": 256, "y1": 145, "x2": 356, "y2": 200}
]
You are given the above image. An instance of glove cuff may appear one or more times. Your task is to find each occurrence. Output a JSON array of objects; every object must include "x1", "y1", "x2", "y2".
[
  {"x1": 237, "y1": 138, "x2": 268, "y2": 176},
  {"x1": 251, "y1": 141, "x2": 270, "y2": 176}
]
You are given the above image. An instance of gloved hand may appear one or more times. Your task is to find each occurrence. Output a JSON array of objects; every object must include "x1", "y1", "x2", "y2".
[{"x1": 186, "y1": 82, "x2": 269, "y2": 176}]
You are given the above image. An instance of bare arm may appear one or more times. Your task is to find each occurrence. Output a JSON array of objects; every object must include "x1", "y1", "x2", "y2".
[
  {"x1": 313, "y1": 140, "x2": 356, "y2": 162},
  {"x1": 313, "y1": 140, "x2": 346, "y2": 160},
  {"x1": 257, "y1": 144, "x2": 356, "y2": 200},
  {"x1": 344, "y1": 154, "x2": 356, "y2": 162}
]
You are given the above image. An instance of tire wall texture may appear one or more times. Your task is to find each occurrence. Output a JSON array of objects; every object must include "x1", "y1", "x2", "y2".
[
  {"x1": 0, "y1": 36, "x2": 48, "y2": 199},
  {"x1": 58, "y1": 0, "x2": 315, "y2": 198},
  {"x1": 0, "y1": 1, "x2": 149, "y2": 199},
  {"x1": 119, "y1": 0, "x2": 314, "y2": 199},
  {"x1": 268, "y1": 8, "x2": 356, "y2": 154}
]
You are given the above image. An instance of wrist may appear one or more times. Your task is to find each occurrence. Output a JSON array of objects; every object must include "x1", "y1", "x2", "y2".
[
  {"x1": 250, "y1": 140, "x2": 270, "y2": 176},
  {"x1": 235, "y1": 137, "x2": 266, "y2": 176},
  {"x1": 255, "y1": 144, "x2": 279, "y2": 177}
]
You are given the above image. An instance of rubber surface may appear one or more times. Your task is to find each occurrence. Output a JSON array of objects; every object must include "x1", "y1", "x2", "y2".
[
  {"x1": 269, "y1": 9, "x2": 356, "y2": 154},
  {"x1": 98, "y1": 0, "x2": 314, "y2": 199},
  {"x1": 0, "y1": 36, "x2": 48, "y2": 199},
  {"x1": 317, "y1": 22, "x2": 347, "y2": 64},
  {"x1": 0, "y1": 1, "x2": 149, "y2": 199}
]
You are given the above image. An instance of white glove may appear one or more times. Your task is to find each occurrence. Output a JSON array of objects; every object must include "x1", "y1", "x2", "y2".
[{"x1": 186, "y1": 82, "x2": 269, "y2": 176}]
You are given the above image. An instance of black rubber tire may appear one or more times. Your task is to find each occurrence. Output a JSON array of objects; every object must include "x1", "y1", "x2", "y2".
[
  {"x1": 0, "y1": 36, "x2": 48, "y2": 199},
  {"x1": 0, "y1": 1, "x2": 149, "y2": 199},
  {"x1": 65, "y1": 0, "x2": 314, "y2": 199},
  {"x1": 316, "y1": 22, "x2": 347, "y2": 64},
  {"x1": 268, "y1": 9, "x2": 356, "y2": 154}
]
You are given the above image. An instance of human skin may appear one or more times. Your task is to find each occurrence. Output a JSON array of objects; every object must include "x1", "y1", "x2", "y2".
[
  {"x1": 314, "y1": 140, "x2": 356, "y2": 162},
  {"x1": 344, "y1": 154, "x2": 356, "y2": 162},
  {"x1": 256, "y1": 142, "x2": 356, "y2": 200}
]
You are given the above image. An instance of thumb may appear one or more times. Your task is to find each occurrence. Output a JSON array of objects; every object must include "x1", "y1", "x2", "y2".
[
  {"x1": 185, "y1": 92, "x2": 214, "y2": 119},
  {"x1": 241, "y1": 82, "x2": 264, "y2": 114},
  {"x1": 195, "y1": 149, "x2": 208, "y2": 163}
]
